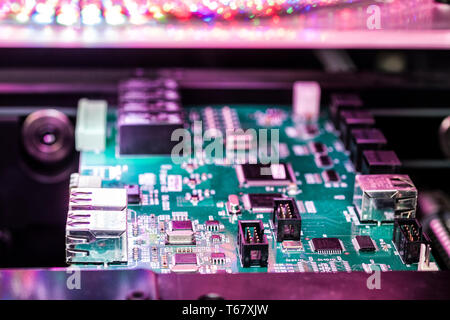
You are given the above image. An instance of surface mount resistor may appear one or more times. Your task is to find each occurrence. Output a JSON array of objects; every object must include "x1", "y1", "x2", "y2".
[
  {"x1": 132, "y1": 223, "x2": 139, "y2": 237},
  {"x1": 151, "y1": 247, "x2": 159, "y2": 262},
  {"x1": 132, "y1": 247, "x2": 140, "y2": 261},
  {"x1": 161, "y1": 255, "x2": 168, "y2": 268}
]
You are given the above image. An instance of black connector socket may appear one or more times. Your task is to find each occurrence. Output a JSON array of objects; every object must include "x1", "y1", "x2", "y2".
[
  {"x1": 393, "y1": 218, "x2": 429, "y2": 264},
  {"x1": 272, "y1": 198, "x2": 301, "y2": 242},
  {"x1": 362, "y1": 150, "x2": 402, "y2": 174},
  {"x1": 339, "y1": 110, "x2": 375, "y2": 148},
  {"x1": 237, "y1": 220, "x2": 268, "y2": 268},
  {"x1": 349, "y1": 128, "x2": 387, "y2": 171}
]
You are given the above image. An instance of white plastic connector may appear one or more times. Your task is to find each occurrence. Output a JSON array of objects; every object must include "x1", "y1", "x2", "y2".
[
  {"x1": 75, "y1": 98, "x2": 107, "y2": 152},
  {"x1": 418, "y1": 243, "x2": 439, "y2": 271},
  {"x1": 293, "y1": 81, "x2": 321, "y2": 121}
]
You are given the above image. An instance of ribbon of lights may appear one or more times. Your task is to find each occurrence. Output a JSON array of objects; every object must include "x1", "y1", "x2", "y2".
[{"x1": 0, "y1": 0, "x2": 357, "y2": 25}]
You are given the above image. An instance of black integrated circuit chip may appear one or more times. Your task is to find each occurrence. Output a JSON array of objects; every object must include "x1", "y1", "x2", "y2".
[
  {"x1": 311, "y1": 237, "x2": 343, "y2": 253},
  {"x1": 309, "y1": 142, "x2": 327, "y2": 155},
  {"x1": 245, "y1": 193, "x2": 283, "y2": 212},
  {"x1": 322, "y1": 170, "x2": 340, "y2": 183},
  {"x1": 125, "y1": 184, "x2": 140, "y2": 204},
  {"x1": 354, "y1": 235, "x2": 376, "y2": 252},
  {"x1": 315, "y1": 155, "x2": 333, "y2": 168},
  {"x1": 236, "y1": 163, "x2": 296, "y2": 187}
]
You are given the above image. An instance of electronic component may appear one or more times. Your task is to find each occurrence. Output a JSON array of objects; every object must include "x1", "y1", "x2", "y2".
[
  {"x1": 125, "y1": 185, "x2": 140, "y2": 204},
  {"x1": 119, "y1": 78, "x2": 178, "y2": 92},
  {"x1": 315, "y1": 155, "x2": 333, "y2": 168},
  {"x1": 281, "y1": 241, "x2": 303, "y2": 250},
  {"x1": 339, "y1": 110, "x2": 375, "y2": 148},
  {"x1": 171, "y1": 219, "x2": 192, "y2": 229},
  {"x1": 66, "y1": 211, "x2": 127, "y2": 239},
  {"x1": 236, "y1": 163, "x2": 296, "y2": 187},
  {"x1": 272, "y1": 198, "x2": 301, "y2": 242},
  {"x1": 121, "y1": 101, "x2": 181, "y2": 113},
  {"x1": 255, "y1": 108, "x2": 287, "y2": 127},
  {"x1": 226, "y1": 132, "x2": 254, "y2": 151},
  {"x1": 361, "y1": 150, "x2": 402, "y2": 174},
  {"x1": 237, "y1": 220, "x2": 269, "y2": 268},
  {"x1": 393, "y1": 219, "x2": 430, "y2": 264},
  {"x1": 120, "y1": 89, "x2": 179, "y2": 105},
  {"x1": 174, "y1": 252, "x2": 197, "y2": 264},
  {"x1": 69, "y1": 173, "x2": 102, "y2": 189},
  {"x1": 349, "y1": 128, "x2": 387, "y2": 171},
  {"x1": 322, "y1": 170, "x2": 340, "y2": 183},
  {"x1": 353, "y1": 235, "x2": 377, "y2": 252},
  {"x1": 309, "y1": 142, "x2": 327, "y2": 155},
  {"x1": 205, "y1": 220, "x2": 220, "y2": 232},
  {"x1": 119, "y1": 78, "x2": 179, "y2": 104},
  {"x1": 418, "y1": 242, "x2": 439, "y2": 271},
  {"x1": 75, "y1": 98, "x2": 107, "y2": 152},
  {"x1": 243, "y1": 193, "x2": 283, "y2": 213},
  {"x1": 329, "y1": 93, "x2": 363, "y2": 127},
  {"x1": 166, "y1": 220, "x2": 195, "y2": 245},
  {"x1": 69, "y1": 188, "x2": 127, "y2": 211},
  {"x1": 118, "y1": 111, "x2": 184, "y2": 155},
  {"x1": 211, "y1": 252, "x2": 226, "y2": 264},
  {"x1": 67, "y1": 104, "x2": 441, "y2": 274},
  {"x1": 66, "y1": 209, "x2": 128, "y2": 264},
  {"x1": 66, "y1": 187, "x2": 128, "y2": 264},
  {"x1": 118, "y1": 77, "x2": 183, "y2": 155},
  {"x1": 293, "y1": 81, "x2": 321, "y2": 121},
  {"x1": 353, "y1": 174, "x2": 417, "y2": 222},
  {"x1": 226, "y1": 194, "x2": 241, "y2": 214},
  {"x1": 171, "y1": 253, "x2": 198, "y2": 273},
  {"x1": 310, "y1": 238, "x2": 343, "y2": 254},
  {"x1": 296, "y1": 123, "x2": 320, "y2": 140}
]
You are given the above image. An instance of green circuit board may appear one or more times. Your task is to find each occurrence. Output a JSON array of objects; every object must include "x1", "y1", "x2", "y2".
[{"x1": 69, "y1": 105, "x2": 436, "y2": 273}]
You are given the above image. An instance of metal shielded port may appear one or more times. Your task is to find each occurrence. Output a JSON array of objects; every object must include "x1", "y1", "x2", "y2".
[
  {"x1": 393, "y1": 218, "x2": 430, "y2": 265},
  {"x1": 66, "y1": 209, "x2": 128, "y2": 264},
  {"x1": 353, "y1": 174, "x2": 417, "y2": 222},
  {"x1": 237, "y1": 220, "x2": 269, "y2": 268},
  {"x1": 69, "y1": 188, "x2": 128, "y2": 211},
  {"x1": 272, "y1": 198, "x2": 301, "y2": 242}
]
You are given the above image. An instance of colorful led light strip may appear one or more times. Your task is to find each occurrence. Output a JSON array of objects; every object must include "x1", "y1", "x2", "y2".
[{"x1": 0, "y1": 0, "x2": 358, "y2": 25}]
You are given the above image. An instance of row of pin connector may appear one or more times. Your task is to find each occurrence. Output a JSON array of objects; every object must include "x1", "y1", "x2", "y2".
[
  {"x1": 237, "y1": 220, "x2": 268, "y2": 268},
  {"x1": 272, "y1": 198, "x2": 301, "y2": 242},
  {"x1": 117, "y1": 76, "x2": 184, "y2": 155}
]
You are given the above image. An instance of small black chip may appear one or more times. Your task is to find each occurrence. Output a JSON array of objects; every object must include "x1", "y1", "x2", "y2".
[
  {"x1": 236, "y1": 163, "x2": 296, "y2": 187},
  {"x1": 354, "y1": 235, "x2": 376, "y2": 252},
  {"x1": 322, "y1": 170, "x2": 340, "y2": 183},
  {"x1": 309, "y1": 142, "x2": 327, "y2": 155},
  {"x1": 305, "y1": 124, "x2": 319, "y2": 136},
  {"x1": 125, "y1": 184, "x2": 140, "y2": 204},
  {"x1": 311, "y1": 238, "x2": 343, "y2": 253},
  {"x1": 315, "y1": 155, "x2": 333, "y2": 168},
  {"x1": 245, "y1": 193, "x2": 283, "y2": 212},
  {"x1": 316, "y1": 155, "x2": 333, "y2": 168}
]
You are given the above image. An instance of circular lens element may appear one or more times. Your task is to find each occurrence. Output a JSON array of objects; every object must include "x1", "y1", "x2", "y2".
[
  {"x1": 440, "y1": 115, "x2": 450, "y2": 159},
  {"x1": 22, "y1": 109, "x2": 74, "y2": 164}
]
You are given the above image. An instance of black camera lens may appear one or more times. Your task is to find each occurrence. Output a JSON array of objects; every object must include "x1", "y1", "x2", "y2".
[{"x1": 22, "y1": 109, "x2": 74, "y2": 164}]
